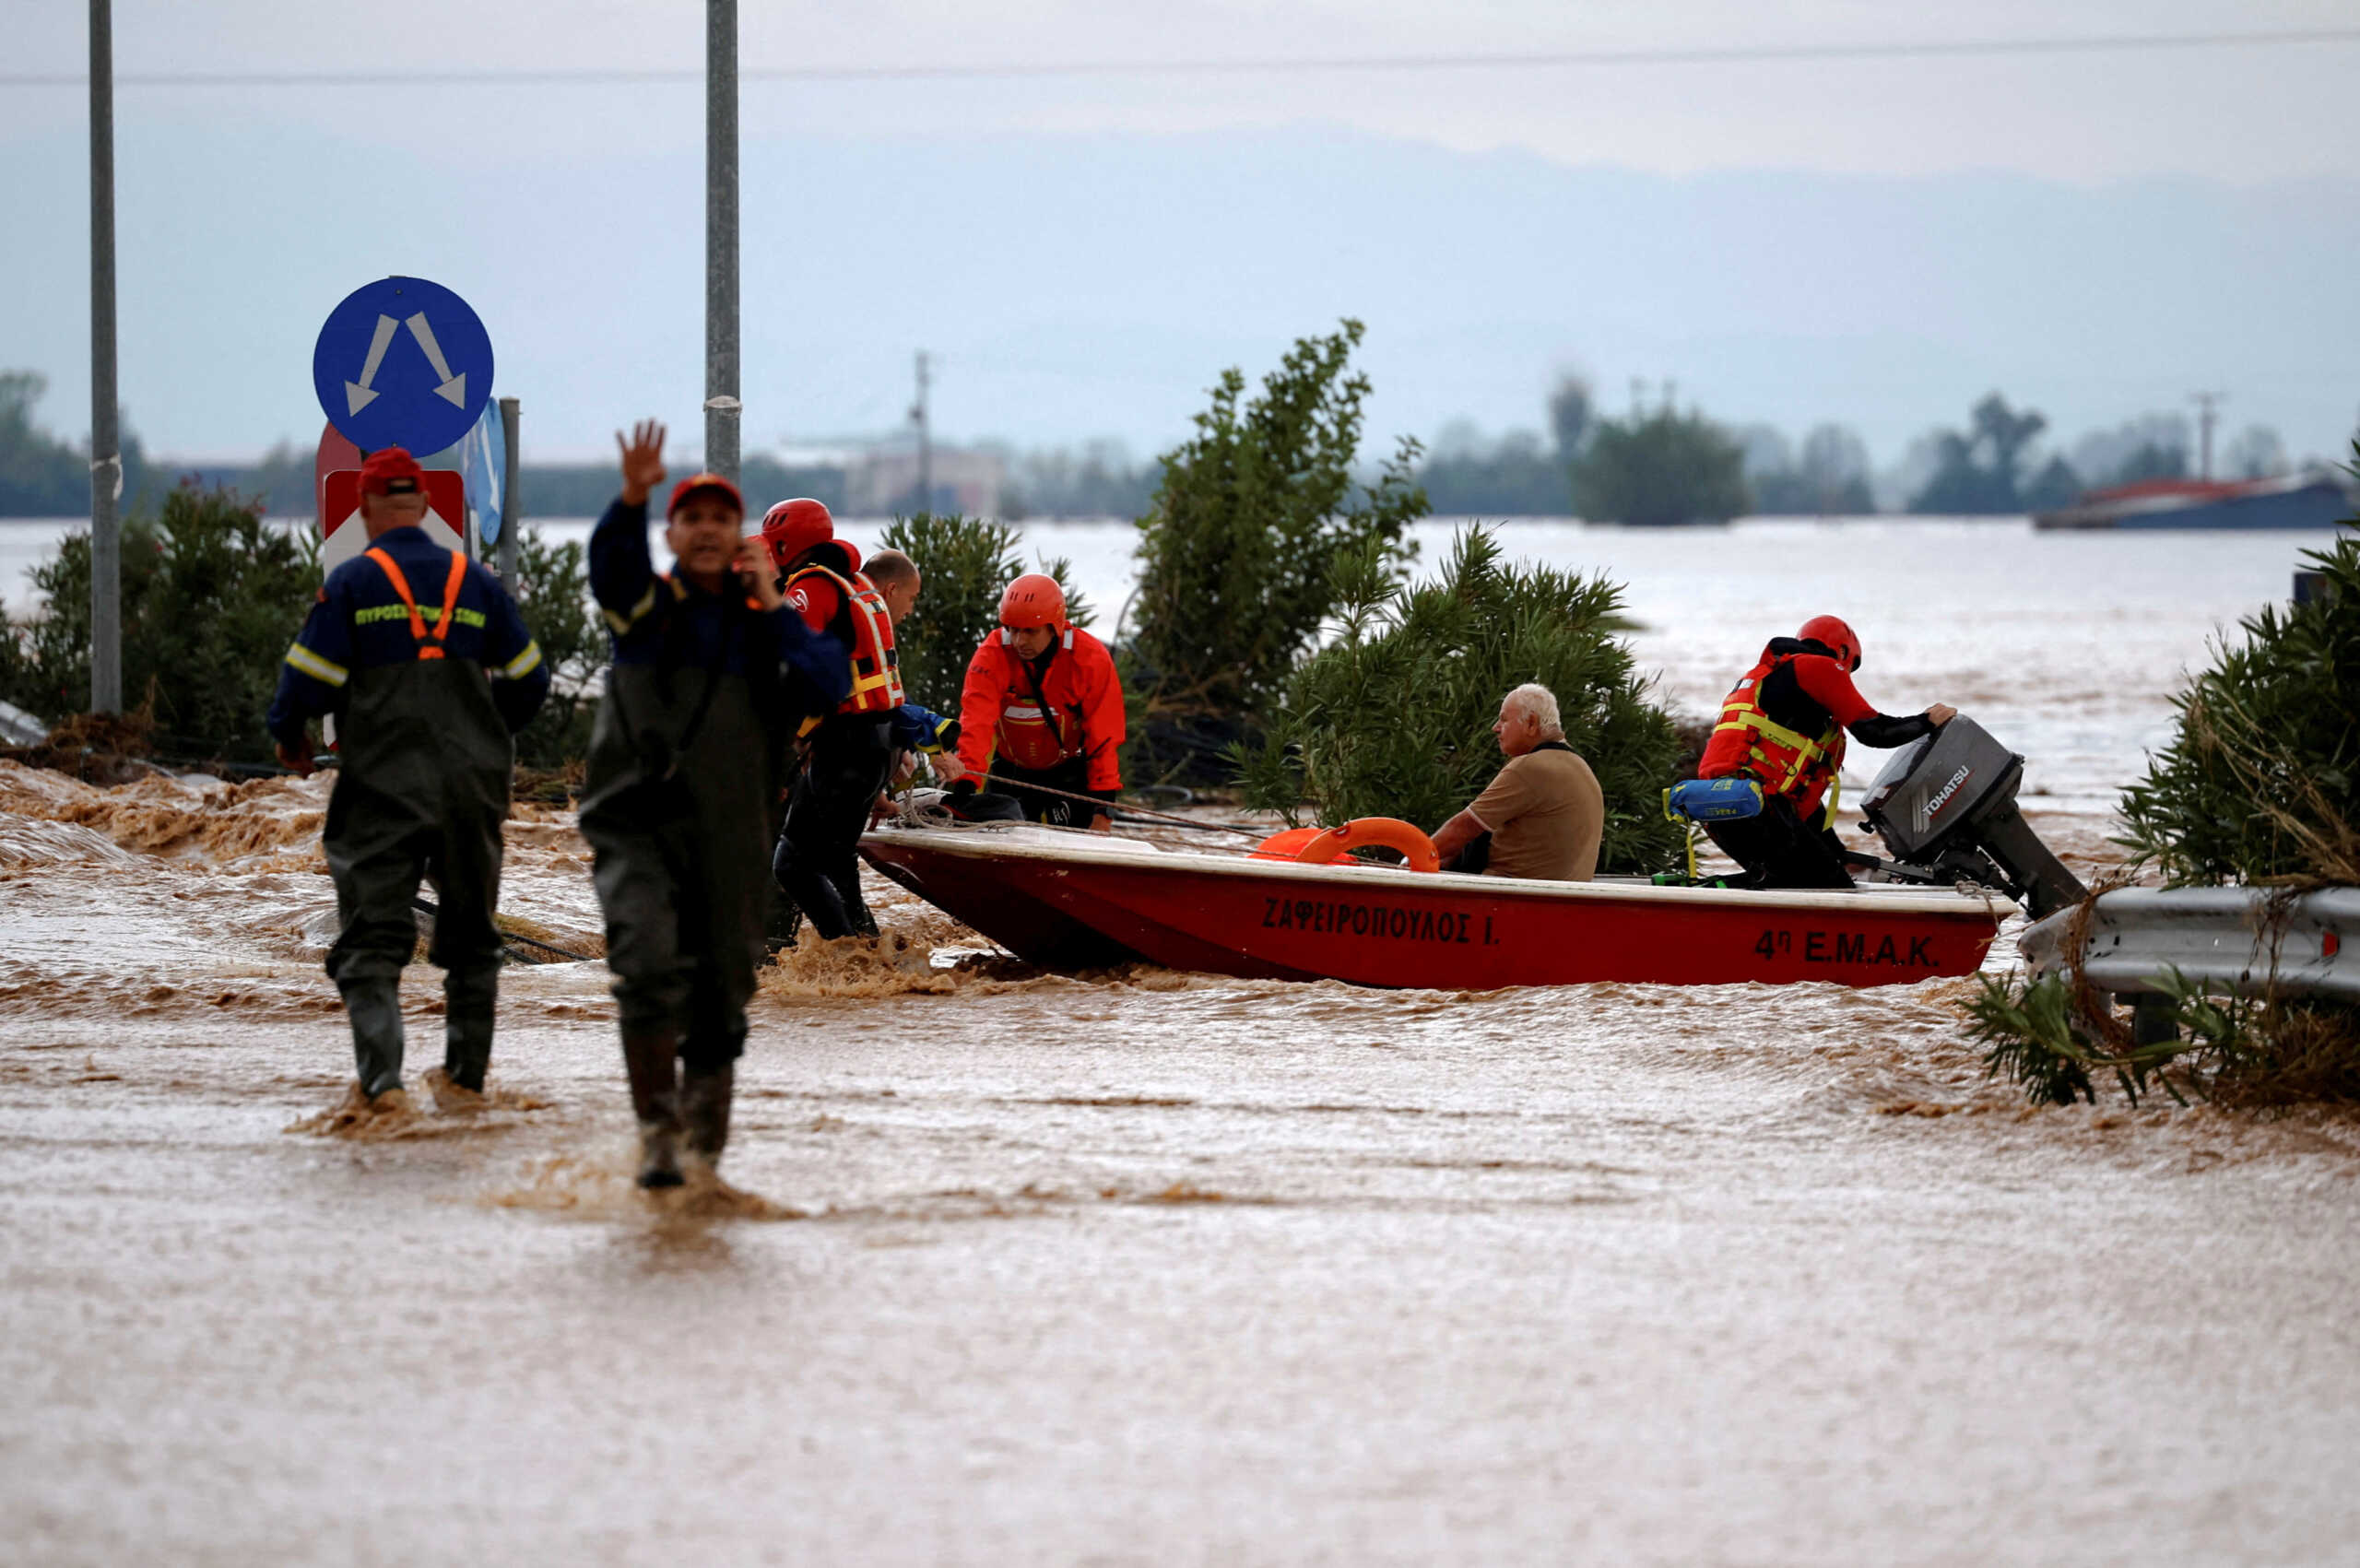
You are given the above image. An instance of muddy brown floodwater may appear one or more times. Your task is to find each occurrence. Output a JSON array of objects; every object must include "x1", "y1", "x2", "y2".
[{"x1": 6, "y1": 522, "x2": 2359, "y2": 1563}]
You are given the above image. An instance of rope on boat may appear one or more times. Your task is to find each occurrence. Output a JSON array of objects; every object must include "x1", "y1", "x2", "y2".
[{"x1": 951, "y1": 770, "x2": 1274, "y2": 843}]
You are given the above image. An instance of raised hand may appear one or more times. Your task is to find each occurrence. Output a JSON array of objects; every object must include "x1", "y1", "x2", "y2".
[{"x1": 616, "y1": 419, "x2": 667, "y2": 505}]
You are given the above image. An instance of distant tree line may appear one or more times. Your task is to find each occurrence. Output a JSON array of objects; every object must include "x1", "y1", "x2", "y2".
[
  {"x1": 0, "y1": 360, "x2": 2314, "y2": 526},
  {"x1": 997, "y1": 439, "x2": 1162, "y2": 521},
  {"x1": 1410, "y1": 377, "x2": 2309, "y2": 524},
  {"x1": 1, "y1": 372, "x2": 154, "y2": 516}
]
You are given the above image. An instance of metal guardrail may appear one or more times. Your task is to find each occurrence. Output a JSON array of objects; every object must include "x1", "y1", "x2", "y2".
[{"x1": 2020, "y1": 886, "x2": 2360, "y2": 1001}]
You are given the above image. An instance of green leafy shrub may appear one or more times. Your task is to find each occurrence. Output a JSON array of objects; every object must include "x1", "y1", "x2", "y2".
[
  {"x1": 876, "y1": 513, "x2": 1089, "y2": 716},
  {"x1": 504, "y1": 525, "x2": 605, "y2": 770},
  {"x1": 1235, "y1": 525, "x2": 1684, "y2": 875},
  {"x1": 0, "y1": 481, "x2": 318, "y2": 761},
  {"x1": 2118, "y1": 501, "x2": 2360, "y2": 887},
  {"x1": 1128, "y1": 319, "x2": 1425, "y2": 723}
]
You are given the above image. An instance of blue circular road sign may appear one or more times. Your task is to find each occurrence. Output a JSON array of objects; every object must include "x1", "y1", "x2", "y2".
[{"x1": 311, "y1": 276, "x2": 494, "y2": 454}]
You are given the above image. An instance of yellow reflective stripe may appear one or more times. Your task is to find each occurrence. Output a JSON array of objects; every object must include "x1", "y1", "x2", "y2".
[
  {"x1": 601, "y1": 582, "x2": 660, "y2": 633},
  {"x1": 849, "y1": 671, "x2": 894, "y2": 694},
  {"x1": 285, "y1": 643, "x2": 348, "y2": 688},
  {"x1": 502, "y1": 641, "x2": 544, "y2": 679},
  {"x1": 1718, "y1": 704, "x2": 1824, "y2": 759},
  {"x1": 355, "y1": 604, "x2": 486, "y2": 628},
  {"x1": 1715, "y1": 699, "x2": 1841, "y2": 796}
]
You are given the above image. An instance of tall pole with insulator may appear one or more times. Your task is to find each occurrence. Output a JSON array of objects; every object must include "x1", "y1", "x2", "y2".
[
  {"x1": 88, "y1": 0, "x2": 121, "y2": 713},
  {"x1": 913, "y1": 350, "x2": 932, "y2": 514},
  {"x1": 704, "y1": 0, "x2": 740, "y2": 482}
]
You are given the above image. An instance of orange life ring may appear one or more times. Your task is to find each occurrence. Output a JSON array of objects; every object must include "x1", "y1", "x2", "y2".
[
  {"x1": 1289, "y1": 817, "x2": 1440, "y2": 874},
  {"x1": 1249, "y1": 826, "x2": 1326, "y2": 861}
]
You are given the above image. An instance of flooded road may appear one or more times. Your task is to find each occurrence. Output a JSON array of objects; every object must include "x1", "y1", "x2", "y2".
[{"x1": 5, "y1": 522, "x2": 2357, "y2": 1563}]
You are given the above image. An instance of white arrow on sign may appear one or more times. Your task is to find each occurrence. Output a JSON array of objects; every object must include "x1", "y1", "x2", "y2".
[
  {"x1": 343, "y1": 313, "x2": 399, "y2": 416},
  {"x1": 404, "y1": 312, "x2": 469, "y2": 408}
]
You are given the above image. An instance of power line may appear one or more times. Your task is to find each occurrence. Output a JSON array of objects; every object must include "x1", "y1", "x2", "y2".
[{"x1": 4, "y1": 27, "x2": 2358, "y2": 89}]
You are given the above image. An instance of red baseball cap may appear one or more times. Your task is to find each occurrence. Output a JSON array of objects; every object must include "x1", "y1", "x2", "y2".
[
  {"x1": 667, "y1": 472, "x2": 745, "y2": 519},
  {"x1": 359, "y1": 447, "x2": 426, "y2": 496}
]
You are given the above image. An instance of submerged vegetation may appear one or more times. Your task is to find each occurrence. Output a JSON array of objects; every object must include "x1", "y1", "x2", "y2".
[
  {"x1": 1972, "y1": 454, "x2": 2360, "y2": 1106},
  {"x1": 1235, "y1": 526, "x2": 1683, "y2": 876}
]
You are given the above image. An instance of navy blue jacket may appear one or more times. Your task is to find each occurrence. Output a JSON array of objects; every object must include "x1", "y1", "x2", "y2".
[{"x1": 266, "y1": 525, "x2": 549, "y2": 749}]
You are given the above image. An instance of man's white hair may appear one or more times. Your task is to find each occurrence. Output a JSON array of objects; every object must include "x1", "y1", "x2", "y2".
[{"x1": 1503, "y1": 682, "x2": 1562, "y2": 732}]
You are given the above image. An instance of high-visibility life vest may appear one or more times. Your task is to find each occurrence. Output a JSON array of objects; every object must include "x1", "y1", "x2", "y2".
[
  {"x1": 994, "y1": 625, "x2": 1085, "y2": 772},
  {"x1": 786, "y1": 561, "x2": 904, "y2": 718},
  {"x1": 364, "y1": 546, "x2": 467, "y2": 661},
  {"x1": 1699, "y1": 647, "x2": 1846, "y2": 819}
]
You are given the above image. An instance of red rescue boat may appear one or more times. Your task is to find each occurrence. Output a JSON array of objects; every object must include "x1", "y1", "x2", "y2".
[{"x1": 858, "y1": 821, "x2": 2010, "y2": 990}]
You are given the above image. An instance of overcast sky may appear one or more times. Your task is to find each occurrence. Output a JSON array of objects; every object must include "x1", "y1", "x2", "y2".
[{"x1": 6, "y1": 1, "x2": 2356, "y2": 466}]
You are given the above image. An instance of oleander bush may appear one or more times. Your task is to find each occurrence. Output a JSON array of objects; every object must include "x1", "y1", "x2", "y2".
[
  {"x1": 1126, "y1": 319, "x2": 1426, "y2": 783},
  {"x1": 504, "y1": 525, "x2": 605, "y2": 771},
  {"x1": 875, "y1": 512, "x2": 1090, "y2": 717},
  {"x1": 0, "y1": 481, "x2": 318, "y2": 764},
  {"x1": 1233, "y1": 525, "x2": 1684, "y2": 876}
]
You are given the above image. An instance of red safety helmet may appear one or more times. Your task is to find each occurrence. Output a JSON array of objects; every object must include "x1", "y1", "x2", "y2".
[
  {"x1": 759, "y1": 498, "x2": 834, "y2": 573},
  {"x1": 998, "y1": 572, "x2": 1066, "y2": 631},
  {"x1": 1798, "y1": 614, "x2": 1861, "y2": 672}
]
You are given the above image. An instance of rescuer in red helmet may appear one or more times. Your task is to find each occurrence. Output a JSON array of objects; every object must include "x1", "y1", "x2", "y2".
[
  {"x1": 760, "y1": 497, "x2": 906, "y2": 939},
  {"x1": 1693, "y1": 615, "x2": 1956, "y2": 889},
  {"x1": 949, "y1": 572, "x2": 1126, "y2": 830}
]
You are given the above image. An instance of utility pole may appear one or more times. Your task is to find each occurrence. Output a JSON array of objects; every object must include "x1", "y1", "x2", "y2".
[
  {"x1": 910, "y1": 350, "x2": 932, "y2": 514},
  {"x1": 496, "y1": 396, "x2": 520, "y2": 581},
  {"x1": 703, "y1": 0, "x2": 739, "y2": 482},
  {"x1": 2189, "y1": 390, "x2": 2226, "y2": 480},
  {"x1": 87, "y1": 0, "x2": 120, "y2": 714}
]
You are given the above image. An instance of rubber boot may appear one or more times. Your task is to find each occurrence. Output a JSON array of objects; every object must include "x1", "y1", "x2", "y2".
[
  {"x1": 442, "y1": 966, "x2": 499, "y2": 1092},
  {"x1": 680, "y1": 1061, "x2": 734, "y2": 1173},
  {"x1": 622, "y1": 1031, "x2": 684, "y2": 1189},
  {"x1": 338, "y1": 977, "x2": 407, "y2": 1100}
]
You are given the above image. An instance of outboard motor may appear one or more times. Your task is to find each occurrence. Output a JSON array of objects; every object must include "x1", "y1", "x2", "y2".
[{"x1": 1857, "y1": 716, "x2": 2086, "y2": 919}]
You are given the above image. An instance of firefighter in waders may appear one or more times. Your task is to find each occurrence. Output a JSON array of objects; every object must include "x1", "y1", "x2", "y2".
[
  {"x1": 949, "y1": 573, "x2": 1125, "y2": 829},
  {"x1": 578, "y1": 424, "x2": 849, "y2": 1189},
  {"x1": 266, "y1": 447, "x2": 550, "y2": 1117},
  {"x1": 1695, "y1": 615, "x2": 1957, "y2": 889},
  {"x1": 761, "y1": 499, "x2": 904, "y2": 941}
]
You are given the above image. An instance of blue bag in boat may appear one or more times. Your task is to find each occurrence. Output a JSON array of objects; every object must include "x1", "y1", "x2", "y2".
[{"x1": 1662, "y1": 777, "x2": 1764, "y2": 823}]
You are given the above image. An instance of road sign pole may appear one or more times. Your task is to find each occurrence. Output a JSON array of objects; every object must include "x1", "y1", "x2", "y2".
[
  {"x1": 704, "y1": 0, "x2": 740, "y2": 483},
  {"x1": 88, "y1": 0, "x2": 121, "y2": 715},
  {"x1": 497, "y1": 395, "x2": 520, "y2": 581}
]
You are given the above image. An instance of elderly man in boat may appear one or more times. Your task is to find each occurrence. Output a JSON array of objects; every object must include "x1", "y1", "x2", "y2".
[{"x1": 1429, "y1": 683, "x2": 1605, "y2": 881}]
